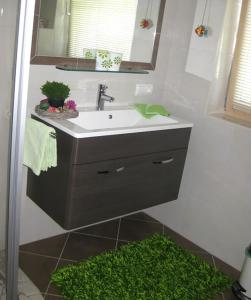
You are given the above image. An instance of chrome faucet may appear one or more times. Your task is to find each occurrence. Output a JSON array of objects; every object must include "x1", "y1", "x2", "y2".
[{"x1": 97, "y1": 84, "x2": 114, "y2": 111}]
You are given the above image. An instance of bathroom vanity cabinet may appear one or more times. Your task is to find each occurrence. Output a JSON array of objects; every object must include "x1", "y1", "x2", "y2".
[{"x1": 27, "y1": 116, "x2": 191, "y2": 230}]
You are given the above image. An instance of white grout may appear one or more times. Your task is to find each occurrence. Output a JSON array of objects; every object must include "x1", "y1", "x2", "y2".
[
  {"x1": 115, "y1": 218, "x2": 122, "y2": 250},
  {"x1": 72, "y1": 231, "x2": 118, "y2": 242},
  {"x1": 44, "y1": 233, "x2": 70, "y2": 298},
  {"x1": 212, "y1": 255, "x2": 217, "y2": 270}
]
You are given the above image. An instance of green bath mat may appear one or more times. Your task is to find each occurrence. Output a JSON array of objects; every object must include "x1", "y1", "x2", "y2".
[{"x1": 51, "y1": 234, "x2": 232, "y2": 300}]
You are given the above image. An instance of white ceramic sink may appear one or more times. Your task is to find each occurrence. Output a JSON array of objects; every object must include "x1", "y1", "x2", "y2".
[
  {"x1": 33, "y1": 106, "x2": 193, "y2": 138},
  {"x1": 68, "y1": 109, "x2": 178, "y2": 130}
]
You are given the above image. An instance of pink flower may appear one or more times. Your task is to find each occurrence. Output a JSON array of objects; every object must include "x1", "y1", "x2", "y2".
[
  {"x1": 47, "y1": 106, "x2": 57, "y2": 113},
  {"x1": 65, "y1": 100, "x2": 77, "y2": 111}
]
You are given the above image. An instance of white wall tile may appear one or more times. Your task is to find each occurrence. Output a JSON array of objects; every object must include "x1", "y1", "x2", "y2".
[{"x1": 147, "y1": 0, "x2": 251, "y2": 270}]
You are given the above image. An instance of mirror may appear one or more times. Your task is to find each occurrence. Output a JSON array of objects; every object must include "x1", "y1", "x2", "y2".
[{"x1": 31, "y1": 0, "x2": 165, "y2": 70}]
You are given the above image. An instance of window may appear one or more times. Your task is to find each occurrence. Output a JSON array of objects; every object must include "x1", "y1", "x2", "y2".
[
  {"x1": 226, "y1": 0, "x2": 251, "y2": 122},
  {"x1": 68, "y1": 0, "x2": 138, "y2": 60}
]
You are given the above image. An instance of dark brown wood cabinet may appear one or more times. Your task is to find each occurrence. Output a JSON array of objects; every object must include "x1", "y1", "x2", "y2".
[{"x1": 27, "y1": 117, "x2": 191, "y2": 229}]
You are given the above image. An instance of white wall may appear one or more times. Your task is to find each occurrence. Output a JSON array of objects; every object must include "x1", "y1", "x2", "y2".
[
  {"x1": 146, "y1": 0, "x2": 251, "y2": 270},
  {"x1": 20, "y1": 1, "x2": 170, "y2": 244}
]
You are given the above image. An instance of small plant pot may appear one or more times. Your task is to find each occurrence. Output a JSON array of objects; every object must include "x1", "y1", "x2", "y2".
[{"x1": 48, "y1": 98, "x2": 65, "y2": 108}]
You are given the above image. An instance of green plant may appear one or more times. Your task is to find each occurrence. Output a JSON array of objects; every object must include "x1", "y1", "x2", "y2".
[
  {"x1": 51, "y1": 234, "x2": 232, "y2": 300},
  {"x1": 41, "y1": 81, "x2": 70, "y2": 100}
]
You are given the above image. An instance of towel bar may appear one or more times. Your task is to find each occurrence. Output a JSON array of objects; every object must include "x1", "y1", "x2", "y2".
[{"x1": 50, "y1": 132, "x2": 56, "y2": 139}]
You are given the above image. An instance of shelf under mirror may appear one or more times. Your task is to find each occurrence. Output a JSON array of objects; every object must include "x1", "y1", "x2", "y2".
[{"x1": 56, "y1": 65, "x2": 149, "y2": 74}]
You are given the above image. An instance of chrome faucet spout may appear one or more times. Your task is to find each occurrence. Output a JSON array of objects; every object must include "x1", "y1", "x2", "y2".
[
  {"x1": 102, "y1": 94, "x2": 114, "y2": 102},
  {"x1": 97, "y1": 84, "x2": 115, "y2": 111}
]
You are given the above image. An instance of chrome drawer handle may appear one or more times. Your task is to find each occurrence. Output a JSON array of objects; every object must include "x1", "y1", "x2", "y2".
[
  {"x1": 97, "y1": 170, "x2": 110, "y2": 174},
  {"x1": 97, "y1": 167, "x2": 125, "y2": 174},
  {"x1": 152, "y1": 158, "x2": 174, "y2": 165}
]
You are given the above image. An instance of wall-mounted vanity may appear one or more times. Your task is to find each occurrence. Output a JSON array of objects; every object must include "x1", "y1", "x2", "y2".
[{"x1": 27, "y1": 107, "x2": 192, "y2": 230}]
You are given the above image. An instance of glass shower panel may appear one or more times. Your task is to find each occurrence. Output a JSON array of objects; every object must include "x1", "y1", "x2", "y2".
[{"x1": 0, "y1": 0, "x2": 19, "y2": 297}]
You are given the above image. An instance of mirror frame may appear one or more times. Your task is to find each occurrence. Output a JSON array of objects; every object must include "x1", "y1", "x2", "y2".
[{"x1": 31, "y1": 0, "x2": 166, "y2": 70}]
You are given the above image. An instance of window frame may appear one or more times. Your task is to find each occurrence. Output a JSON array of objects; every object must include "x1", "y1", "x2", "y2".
[{"x1": 226, "y1": 0, "x2": 251, "y2": 123}]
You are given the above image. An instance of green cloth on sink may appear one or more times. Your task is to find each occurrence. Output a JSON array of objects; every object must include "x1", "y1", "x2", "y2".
[
  {"x1": 24, "y1": 118, "x2": 57, "y2": 176},
  {"x1": 133, "y1": 103, "x2": 171, "y2": 119}
]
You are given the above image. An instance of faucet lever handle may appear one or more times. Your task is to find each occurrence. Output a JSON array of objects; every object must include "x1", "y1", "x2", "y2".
[{"x1": 100, "y1": 84, "x2": 108, "y2": 92}]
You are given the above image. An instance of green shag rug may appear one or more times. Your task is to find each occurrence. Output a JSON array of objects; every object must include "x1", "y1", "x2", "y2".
[{"x1": 51, "y1": 234, "x2": 232, "y2": 300}]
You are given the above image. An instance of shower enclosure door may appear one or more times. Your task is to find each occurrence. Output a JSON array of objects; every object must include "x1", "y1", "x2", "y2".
[
  {"x1": 0, "y1": 0, "x2": 20, "y2": 297},
  {"x1": 0, "y1": 0, "x2": 35, "y2": 298}
]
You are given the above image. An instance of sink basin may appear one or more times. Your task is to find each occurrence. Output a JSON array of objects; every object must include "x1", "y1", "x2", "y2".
[
  {"x1": 33, "y1": 106, "x2": 193, "y2": 138},
  {"x1": 68, "y1": 109, "x2": 178, "y2": 130}
]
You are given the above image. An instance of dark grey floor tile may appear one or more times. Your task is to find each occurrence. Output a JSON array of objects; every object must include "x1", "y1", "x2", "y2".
[
  {"x1": 48, "y1": 259, "x2": 77, "y2": 296},
  {"x1": 117, "y1": 240, "x2": 130, "y2": 249},
  {"x1": 45, "y1": 294, "x2": 63, "y2": 299},
  {"x1": 19, "y1": 252, "x2": 58, "y2": 293},
  {"x1": 123, "y1": 212, "x2": 159, "y2": 223},
  {"x1": 61, "y1": 233, "x2": 116, "y2": 261},
  {"x1": 119, "y1": 218, "x2": 163, "y2": 242},
  {"x1": 20, "y1": 234, "x2": 68, "y2": 258},
  {"x1": 213, "y1": 256, "x2": 240, "y2": 279},
  {"x1": 223, "y1": 288, "x2": 238, "y2": 300},
  {"x1": 191, "y1": 251, "x2": 215, "y2": 267},
  {"x1": 214, "y1": 293, "x2": 224, "y2": 300},
  {"x1": 75, "y1": 219, "x2": 119, "y2": 239},
  {"x1": 164, "y1": 226, "x2": 207, "y2": 252}
]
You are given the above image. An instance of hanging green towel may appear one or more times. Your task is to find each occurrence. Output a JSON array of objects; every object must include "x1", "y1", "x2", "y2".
[
  {"x1": 24, "y1": 118, "x2": 57, "y2": 176},
  {"x1": 133, "y1": 103, "x2": 171, "y2": 119}
]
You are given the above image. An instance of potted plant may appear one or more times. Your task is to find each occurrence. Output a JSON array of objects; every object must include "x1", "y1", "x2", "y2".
[{"x1": 41, "y1": 81, "x2": 70, "y2": 108}]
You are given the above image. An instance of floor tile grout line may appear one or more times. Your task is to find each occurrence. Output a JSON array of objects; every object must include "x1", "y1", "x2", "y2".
[
  {"x1": 60, "y1": 258, "x2": 78, "y2": 263},
  {"x1": 72, "y1": 231, "x2": 118, "y2": 242},
  {"x1": 211, "y1": 254, "x2": 227, "y2": 300},
  {"x1": 72, "y1": 231, "x2": 208, "y2": 254},
  {"x1": 45, "y1": 292, "x2": 63, "y2": 297},
  {"x1": 115, "y1": 218, "x2": 122, "y2": 250},
  {"x1": 19, "y1": 250, "x2": 60, "y2": 261},
  {"x1": 44, "y1": 232, "x2": 70, "y2": 297},
  {"x1": 212, "y1": 255, "x2": 217, "y2": 270},
  {"x1": 124, "y1": 217, "x2": 160, "y2": 224}
]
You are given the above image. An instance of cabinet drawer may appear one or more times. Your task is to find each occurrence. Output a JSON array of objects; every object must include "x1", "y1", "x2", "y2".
[
  {"x1": 67, "y1": 149, "x2": 187, "y2": 228},
  {"x1": 73, "y1": 128, "x2": 191, "y2": 164},
  {"x1": 33, "y1": 115, "x2": 191, "y2": 164}
]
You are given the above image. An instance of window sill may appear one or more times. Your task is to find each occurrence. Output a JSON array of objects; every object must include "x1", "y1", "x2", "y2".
[{"x1": 210, "y1": 112, "x2": 251, "y2": 129}]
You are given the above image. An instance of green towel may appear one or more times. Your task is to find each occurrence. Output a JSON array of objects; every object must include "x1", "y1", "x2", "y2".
[
  {"x1": 133, "y1": 103, "x2": 171, "y2": 119},
  {"x1": 24, "y1": 118, "x2": 57, "y2": 176}
]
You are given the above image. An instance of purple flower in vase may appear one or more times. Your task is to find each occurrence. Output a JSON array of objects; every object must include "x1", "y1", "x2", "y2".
[{"x1": 65, "y1": 100, "x2": 77, "y2": 111}]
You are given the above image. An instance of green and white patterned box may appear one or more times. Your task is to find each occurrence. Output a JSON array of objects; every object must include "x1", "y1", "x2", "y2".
[
  {"x1": 110, "y1": 52, "x2": 123, "y2": 71},
  {"x1": 96, "y1": 50, "x2": 122, "y2": 71},
  {"x1": 83, "y1": 48, "x2": 96, "y2": 59}
]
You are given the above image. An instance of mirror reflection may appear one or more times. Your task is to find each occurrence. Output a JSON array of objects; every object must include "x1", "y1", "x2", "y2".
[{"x1": 37, "y1": 0, "x2": 161, "y2": 63}]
